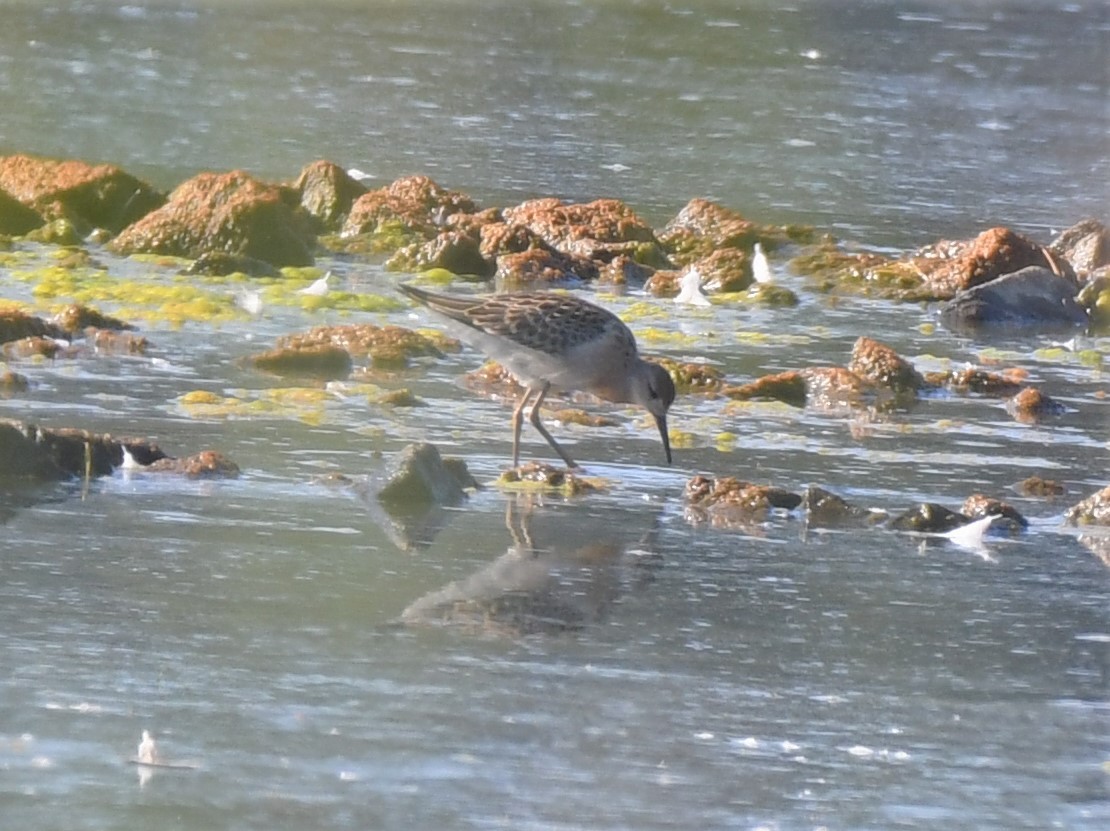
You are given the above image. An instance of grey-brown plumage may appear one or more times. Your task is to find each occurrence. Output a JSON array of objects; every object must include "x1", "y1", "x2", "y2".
[{"x1": 399, "y1": 284, "x2": 674, "y2": 468}]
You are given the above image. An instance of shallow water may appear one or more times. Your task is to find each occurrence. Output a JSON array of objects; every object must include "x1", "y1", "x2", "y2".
[{"x1": 1, "y1": 2, "x2": 1109, "y2": 829}]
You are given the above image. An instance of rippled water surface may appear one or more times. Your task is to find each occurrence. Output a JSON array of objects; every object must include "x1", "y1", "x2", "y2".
[{"x1": 1, "y1": 2, "x2": 1108, "y2": 829}]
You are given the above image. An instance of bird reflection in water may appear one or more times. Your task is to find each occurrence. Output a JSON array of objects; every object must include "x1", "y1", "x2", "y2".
[{"x1": 399, "y1": 496, "x2": 662, "y2": 637}]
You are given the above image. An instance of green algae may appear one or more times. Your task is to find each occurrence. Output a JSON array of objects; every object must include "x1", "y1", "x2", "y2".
[{"x1": 177, "y1": 387, "x2": 333, "y2": 425}]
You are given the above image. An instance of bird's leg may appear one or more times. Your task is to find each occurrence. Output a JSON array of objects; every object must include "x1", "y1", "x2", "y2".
[
  {"x1": 511, "y1": 387, "x2": 536, "y2": 468},
  {"x1": 528, "y1": 382, "x2": 579, "y2": 469}
]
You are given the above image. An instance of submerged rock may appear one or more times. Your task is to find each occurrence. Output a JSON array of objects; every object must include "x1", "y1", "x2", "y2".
[
  {"x1": 960, "y1": 493, "x2": 1028, "y2": 532},
  {"x1": 922, "y1": 367, "x2": 1025, "y2": 398},
  {"x1": 889, "y1": 503, "x2": 970, "y2": 534},
  {"x1": 111, "y1": 170, "x2": 315, "y2": 267},
  {"x1": 1006, "y1": 387, "x2": 1067, "y2": 423},
  {"x1": 684, "y1": 474, "x2": 801, "y2": 528},
  {"x1": 377, "y1": 442, "x2": 478, "y2": 506},
  {"x1": 801, "y1": 486, "x2": 886, "y2": 527},
  {"x1": 146, "y1": 450, "x2": 240, "y2": 479},
  {"x1": 0, "y1": 418, "x2": 166, "y2": 480},
  {"x1": 939, "y1": 266, "x2": 1088, "y2": 332},
  {"x1": 50, "y1": 304, "x2": 134, "y2": 335},
  {"x1": 1064, "y1": 485, "x2": 1110, "y2": 527},
  {"x1": 0, "y1": 153, "x2": 164, "y2": 234},
  {"x1": 0, "y1": 308, "x2": 65, "y2": 344},
  {"x1": 271, "y1": 323, "x2": 453, "y2": 370},
  {"x1": 249, "y1": 343, "x2": 353, "y2": 379},
  {"x1": 183, "y1": 251, "x2": 281, "y2": 278}
]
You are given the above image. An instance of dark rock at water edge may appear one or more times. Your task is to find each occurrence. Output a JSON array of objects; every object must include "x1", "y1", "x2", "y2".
[{"x1": 939, "y1": 266, "x2": 1088, "y2": 333}]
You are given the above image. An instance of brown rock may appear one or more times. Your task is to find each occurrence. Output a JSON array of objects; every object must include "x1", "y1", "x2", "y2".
[
  {"x1": 110, "y1": 170, "x2": 315, "y2": 267},
  {"x1": 0, "y1": 153, "x2": 164, "y2": 233},
  {"x1": 0, "y1": 308, "x2": 65, "y2": 344},
  {"x1": 51, "y1": 304, "x2": 134, "y2": 335},
  {"x1": 1017, "y1": 476, "x2": 1066, "y2": 498},
  {"x1": 684, "y1": 474, "x2": 801, "y2": 527},
  {"x1": 723, "y1": 371, "x2": 809, "y2": 407},
  {"x1": 849, "y1": 337, "x2": 925, "y2": 395},
  {"x1": 961, "y1": 493, "x2": 1028, "y2": 530},
  {"x1": 85, "y1": 327, "x2": 148, "y2": 355},
  {"x1": 502, "y1": 197, "x2": 662, "y2": 262},
  {"x1": 1064, "y1": 485, "x2": 1110, "y2": 526},
  {"x1": 923, "y1": 368, "x2": 1025, "y2": 397},
  {"x1": 0, "y1": 369, "x2": 30, "y2": 394},
  {"x1": 913, "y1": 226, "x2": 1074, "y2": 298},
  {"x1": 889, "y1": 503, "x2": 969, "y2": 533},
  {"x1": 293, "y1": 159, "x2": 368, "y2": 231},
  {"x1": 3, "y1": 336, "x2": 63, "y2": 359},
  {"x1": 477, "y1": 221, "x2": 543, "y2": 259},
  {"x1": 495, "y1": 247, "x2": 599, "y2": 286},
  {"x1": 1050, "y1": 218, "x2": 1109, "y2": 280},
  {"x1": 1006, "y1": 387, "x2": 1067, "y2": 423}
]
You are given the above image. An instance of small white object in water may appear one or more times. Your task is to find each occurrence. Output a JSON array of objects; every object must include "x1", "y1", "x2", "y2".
[
  {"x1": 347, "y1": 168, "x2": 373, "y2": 183},
  {"x1": 235, "y1": 287, "x2": 263, "y2": 315},
  {"x1": 675, "y1": 267, "x2": 711, "y2": 306},
  {"x1": 137, "y1": 730, "x2": 159, "y2": 765},
  {"x1": 119, "y1": 446, "x2": 142, "y2": 471},
  {"x1": 752, "y1": 243, "x2": 775, "y2": 284},
  {"x1": 801, "y1": 48, "x2": 822, "y2": 61},
  {"x1": 297, "y1": 271, "x2": 331, "y2": 296},
  {"x1": 942, "y1": 514, "x2": 996, "y2": 550}
]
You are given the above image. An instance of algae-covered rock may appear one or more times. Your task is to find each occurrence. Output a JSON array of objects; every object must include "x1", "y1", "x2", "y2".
[
  {"x1": 110, "y1": 170, "x2": 315, "y2": 267},
  {"x1": 790, "y1": 242, "x2": 927, "y2": 300},
  {"x1": 249, "y1": 343, "x2": 353, "y2": 379},
  {"x1": 723, "y1": 371, "x2": 808, "y2": 407},
  {"x1": 1076, "y1": 272, "x2": 1110, "y2": 332},
  {"x1": 653, "y1": 357, "x2": 725, "y2": 394},
  {"x1": 274, "y1": 323, "x2": 453, "y2": 369},
  {"x1": 684, "y1": 475, "x2": 802, "y2": 530},
  {"x1": 377, "y1": 442, "x2": 477, "y2": 506},
  {"x1": 0, "y1": 153, "x2": 164, "y2": 234},
  {"x1": 387, "y1": 228, "x2": 494, "y2": 277},
  {"x1": 497, "y1": 462, "x2": 604, "y2": 496},
  {"x1": 183, "y1": 251, "x2": 281, "y2": 278},
  {"x1": 1064, "y1": 485, "x2": 1110, "y2": 526},
  {"x1": 341, "y1": 174, "x2": 477, "y2": 243},
  {"x1": 293, "y1": 159, "x2": 368, "y2": 232},
  {"x1": 1017, "y1": 476, "x2": 1066, "y2": 498}
]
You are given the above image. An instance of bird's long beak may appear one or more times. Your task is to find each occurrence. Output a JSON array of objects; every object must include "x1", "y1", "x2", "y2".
[{"x1": 655, "y1": 414, "x2": 672, "y2": 465}]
